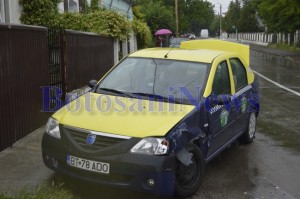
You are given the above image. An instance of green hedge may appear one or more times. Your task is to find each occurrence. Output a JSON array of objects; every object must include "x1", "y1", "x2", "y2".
[{"x1": 19, "y1": 0, "x2": 152, "y2": 45}]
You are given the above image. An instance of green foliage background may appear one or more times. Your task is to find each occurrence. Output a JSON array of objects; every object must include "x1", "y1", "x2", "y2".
[
  {"x1": 223, "y1": 0, "x2": 300, "y2": 33},
  {"x1": 19, "y1": 0, "x2": 300, "y2": 44},
  {"x1": 135, "y1": 0, "x2": 215, "y2": 36},
  {"x1": 257, "y1": 0, "x2": 300, "y2": 32},
  {"x1": 19, "y1": 0, "x2": 152, "y2": 46}
]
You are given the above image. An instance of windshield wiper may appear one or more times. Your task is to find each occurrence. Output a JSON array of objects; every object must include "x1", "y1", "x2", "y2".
[
  {"x1": 99, "y1": 88, "x2": 132, "y2": 97},
  {"x1": 132, "y1": 92, "x2": 180, "y2": 104}
]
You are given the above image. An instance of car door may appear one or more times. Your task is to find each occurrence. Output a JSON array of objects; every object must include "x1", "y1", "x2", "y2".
[
  {"x1": 229, "y1": 57, "x2": 252, "y2": 134},
  {"x1": 206, "y1": 60, "x2": 239, "y2": 159}
]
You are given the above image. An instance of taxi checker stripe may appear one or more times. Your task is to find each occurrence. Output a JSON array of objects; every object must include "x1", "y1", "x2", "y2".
[
  {"x1": 64, "y1": 125, "x2": 132, "y2": 140},
  {"x1": 232, "y1": 85, "x2": 252, "y2": 99}
]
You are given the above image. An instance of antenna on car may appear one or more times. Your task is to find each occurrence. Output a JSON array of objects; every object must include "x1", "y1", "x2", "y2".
[{"x1": 164, "y1": 47, "x2": 174, "y2": 59}]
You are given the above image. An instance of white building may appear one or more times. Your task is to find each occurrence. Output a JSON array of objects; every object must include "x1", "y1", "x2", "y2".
[{"x1": 0, "y1": 0, "x2": 21, "y2": 24}]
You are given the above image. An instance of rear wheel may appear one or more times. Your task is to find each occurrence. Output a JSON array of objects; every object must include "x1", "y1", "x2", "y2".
[
  {"x1": 240, "y1": 112, "x2": 257, "y2": 144},
  {"x1": 174, "y1": 145, "x2": 205, "y2": 198}
]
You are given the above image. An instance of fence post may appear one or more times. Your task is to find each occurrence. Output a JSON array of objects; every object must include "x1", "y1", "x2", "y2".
[
  {"x1": 129, "y1": 31, "x2": 136, "y2": 53},
  {"x1": 297, "y1": 31, "x2": 298, "y2": 46},
  {"x1": 270, "y1": 33, "x2": 273, "y2": 43},
  {"x1": 113, "y1": 39, "x2": 119, "y2": 65},
  {"x1": 122, "y1": 39, "x2": 128, "y2": 58},
  {"x1": 294, "y1": 30, "x2": 299, "y2": 47},
  {"x1": 294, "y1": 31, "x2": 297, "y2": 46},
  {"x1": 259, "y1": 33, "x2": 262, "y2": 42}
]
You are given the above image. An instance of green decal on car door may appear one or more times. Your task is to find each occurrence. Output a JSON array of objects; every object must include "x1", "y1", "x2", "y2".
[
  {"x1": 241, "y1": 98, "x2": 247, "y2": 113},
  {"x1": 220, "y1": 110, "x2": 229, "y2": 128}
]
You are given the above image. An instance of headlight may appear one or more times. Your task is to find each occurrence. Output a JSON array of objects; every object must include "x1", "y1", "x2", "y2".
[
  {"x1": 130, "y1": 138, "x2": 169, "y2": 155},
  {"x1": 45, "y1": 117, "x2": 61, "y2": 139}
]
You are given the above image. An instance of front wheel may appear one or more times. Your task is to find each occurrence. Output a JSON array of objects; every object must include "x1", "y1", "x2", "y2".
[
  {"x1": 174, "y1": 145, "x2": 205, "y2": 198},
  {"x1": 240, "y1": 112, "x2": 257, "y2": 144}
]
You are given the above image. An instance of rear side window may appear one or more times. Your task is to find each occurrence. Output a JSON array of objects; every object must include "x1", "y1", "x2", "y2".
[
  {"x1": 229, "y1": 58, "x2": 248, "y2": 91},
  {"x1": 212, "y1": 61, "x2": 231, "y2": 95}
]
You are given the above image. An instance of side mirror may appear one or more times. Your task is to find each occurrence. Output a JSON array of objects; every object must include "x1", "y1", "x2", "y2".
[{"x1": 88, "y1": 79, "x2": 98, "y2": 88}]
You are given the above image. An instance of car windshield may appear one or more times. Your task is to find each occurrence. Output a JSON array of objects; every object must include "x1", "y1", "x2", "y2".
[{"x1": 97, "y1": 57, "x2": 209, "y2": 105}]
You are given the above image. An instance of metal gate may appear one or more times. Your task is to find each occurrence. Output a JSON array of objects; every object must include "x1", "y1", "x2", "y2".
[{"x1": 48, "y1": 28, "x2": 65, "y2": 104}]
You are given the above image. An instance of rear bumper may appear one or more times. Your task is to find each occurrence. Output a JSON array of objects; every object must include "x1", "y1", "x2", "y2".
[{"x1": 42, "y1": 133, "x2": 176, "y2": 196}]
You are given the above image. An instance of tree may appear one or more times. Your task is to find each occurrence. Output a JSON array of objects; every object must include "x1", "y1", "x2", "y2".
[
  {"x1": 210, "y1": 15, "x2": 223, "y2": 37},
  {"x1": 224, "y1": 0, "x2": 241, "y2": 33},
  {"x1": 134, "y1": 0, "x2": 175, "y2": 34},
  {"x1": 132, "y1": 3, "x2": 152, "y2": 48},
  {"x1": 257, "y1": 0, "x2": 300, "y2": 32},
  {"x1": 238, "y1": 0, "x2": 259, "y2": 32},
  {"x1": 187, "y1": 0, "x2": 214, "y2": 35},
  {"x1": 163, "y1": 0, "x2": 190, "y2": 34},
  {"x1": 134, "y1": 0, "x2": 215, "y2": 35}
]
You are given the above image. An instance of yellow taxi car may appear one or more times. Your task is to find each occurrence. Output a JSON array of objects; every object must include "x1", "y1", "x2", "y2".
[{"x1": 42, "y1": 40, "x2": 260, "y2": 197}]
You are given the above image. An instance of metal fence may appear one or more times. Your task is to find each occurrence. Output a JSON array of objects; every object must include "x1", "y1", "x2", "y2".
[
  {"x1": 228, "y1": 30, "x2": 300, "y2": 47},
  {"x1": 0, "y1": 25, "x2": 114, "y2": 151},
  {"x1": 0, "y1": 24, "x2": 49, "y2": 151},
  {"x1": 64, "y1": 30, "x2": 114, "y2": 92}
]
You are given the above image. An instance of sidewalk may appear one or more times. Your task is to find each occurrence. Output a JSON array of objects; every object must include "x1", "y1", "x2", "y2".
[
  {"x1": 0, "y1": 127, "x2": 52, "y2": 196},
  {"x1": 249, "y1": 44, "x2": 300, "y2": 61}
]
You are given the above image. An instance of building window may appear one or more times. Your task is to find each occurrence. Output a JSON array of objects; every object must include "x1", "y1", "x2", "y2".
[
  {"x1": 69, "y1": 0, "x2": 79, "y2": 12},
  {"x1": 63, "y1": 0, "x2": 80, "y2": 12}
]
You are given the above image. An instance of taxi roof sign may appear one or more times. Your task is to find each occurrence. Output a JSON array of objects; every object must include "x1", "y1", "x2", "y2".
[{"x1": 180, "y1": 39, "x2": 250, "y2": 67}]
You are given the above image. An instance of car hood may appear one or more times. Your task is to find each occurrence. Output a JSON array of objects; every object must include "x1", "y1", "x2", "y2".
[{"x1": 53, "y1": 93, "x2": 195, "y2": 138}]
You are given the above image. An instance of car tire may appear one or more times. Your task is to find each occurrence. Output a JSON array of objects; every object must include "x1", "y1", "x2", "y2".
[
  {"x1": 240, "y1": 112, "x2": 257, "y2": 144},
  {"x1": 174, "y1": 144, "x2": 205, "y2": 198}
]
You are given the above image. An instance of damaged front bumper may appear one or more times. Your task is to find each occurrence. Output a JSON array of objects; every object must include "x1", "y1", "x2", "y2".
[{"x1": 42, "y1": 133, "x2": 176, "y2": 196}]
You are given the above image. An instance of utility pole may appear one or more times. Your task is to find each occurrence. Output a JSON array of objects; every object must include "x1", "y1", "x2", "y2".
[
  {"x1": 219, "y1": 4, "x2": 222, "y2": 38},
  {"x1": 175, "y1": 0, "x2": 179, "y2": 37}
]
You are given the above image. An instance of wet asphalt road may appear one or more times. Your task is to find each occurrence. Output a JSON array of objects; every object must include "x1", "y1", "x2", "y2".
[{"x1": 0, "y1": 48, "x2": 300, "y2": 199}]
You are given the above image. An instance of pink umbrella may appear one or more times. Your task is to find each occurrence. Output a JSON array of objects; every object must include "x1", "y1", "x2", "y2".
[{"x1": 155, "y1": 29, "x2": 172, "y2": 35}]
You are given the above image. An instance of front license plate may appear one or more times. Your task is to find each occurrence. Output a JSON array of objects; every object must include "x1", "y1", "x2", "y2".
[{"x1": 67, "y1": 155, "x2": 110, "y2": 174}]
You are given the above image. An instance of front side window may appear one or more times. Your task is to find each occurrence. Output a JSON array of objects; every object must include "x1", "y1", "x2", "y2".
[
  {"x1": 97, "y1": 57, "x2": 209, "y2": 104},
  {"x1": 212, "y1": 61, "x2": 231, "y2": 95},
  {"x1": 229, "y1": 58, "x2": 248, "y2": 91}
]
